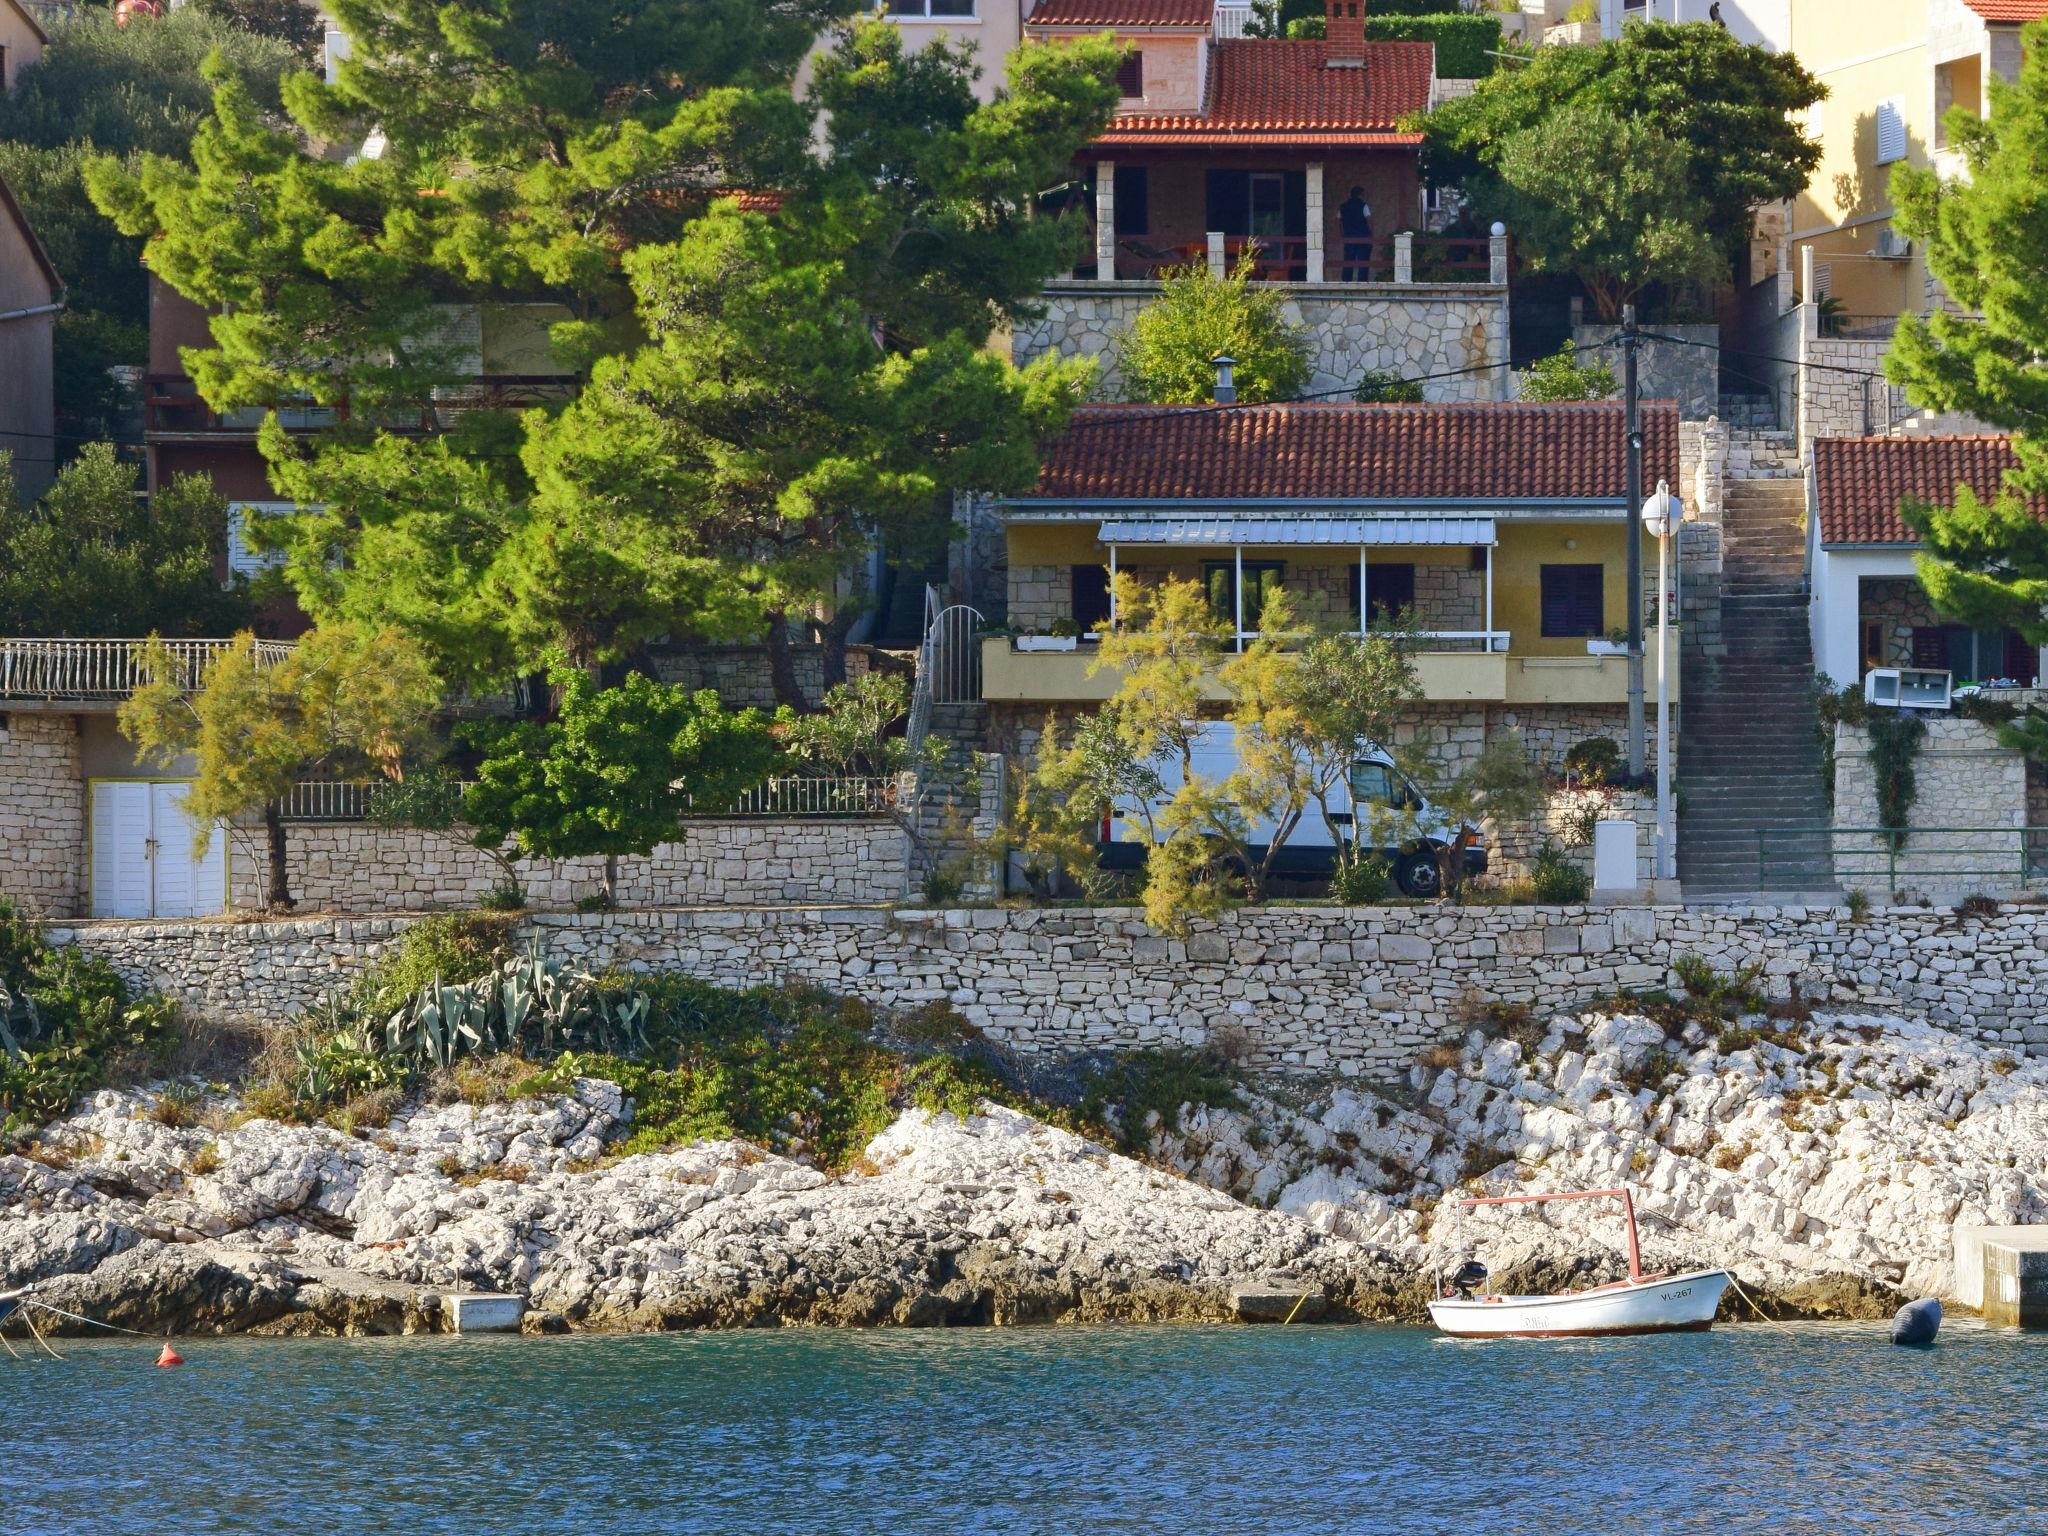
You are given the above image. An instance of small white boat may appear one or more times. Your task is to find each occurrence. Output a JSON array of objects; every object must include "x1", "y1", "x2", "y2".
[{"x1": 1428, "y1": 1187, "x2": 1731, "y2": 1339}]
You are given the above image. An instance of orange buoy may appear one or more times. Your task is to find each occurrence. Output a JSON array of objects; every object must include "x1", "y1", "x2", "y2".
[{"x1": 156, "y1": 1341, "x2": 183, "y2": 1367}]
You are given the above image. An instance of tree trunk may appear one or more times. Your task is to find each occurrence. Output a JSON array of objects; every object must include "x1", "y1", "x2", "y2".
[
  {"x1": 765, "y1": 612, "x2": 805, "y2": 709},
  {"x1": 265, "y1": 804, "x2": 296, "y2": 912},
  {"x1": 816, "y1": 610, "x2": 857, "y2": 695},
  {"x1": 603, "y1": 852, "x2": 618, "y2": 909}
]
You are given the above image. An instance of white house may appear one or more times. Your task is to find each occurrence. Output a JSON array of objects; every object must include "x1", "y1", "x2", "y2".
[{"x1": 1808, "y1": 434, "x2": 2045, "y2": 689}]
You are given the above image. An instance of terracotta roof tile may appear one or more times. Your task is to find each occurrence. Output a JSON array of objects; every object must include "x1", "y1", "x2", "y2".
[
  {"x1": 1963, "y1": 0, "x2": 2048, "y2": 21},
  {"x1": 1813, "y1": 434, "x2": 2038, "y2": 545},
  {"x1": 1095, "y1": 39, "x2": 1433, "y2": 145},
  {"x1": 1026, "y1": 401, "x2": 1679, "y2": 502},
  {"x1": 1028, "y1": 0, "x2": 1213, "y2": 24}
]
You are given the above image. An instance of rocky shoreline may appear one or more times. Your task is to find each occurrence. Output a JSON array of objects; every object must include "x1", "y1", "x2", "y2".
[{"x1": 8, "y1": 1002, "x2": 2040, "y2": 1337}]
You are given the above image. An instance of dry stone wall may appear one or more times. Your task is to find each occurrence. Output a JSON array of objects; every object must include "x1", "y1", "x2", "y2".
[
  {"x1": 0, "y1": 713, "x2": 84, "y2": 917},
  {"x1": 226, "y1": 818, "x2": 911, "y2": 914},
  {"x1": 1834, "y1": 719, "x2": 2032, "y2": 901},
  {"x1": 51, "y1": 901, "x2": 2048, "y2": 1077},
  {"x1": 1015, "y1": 283, "x2": 1509, "y2": 403}
]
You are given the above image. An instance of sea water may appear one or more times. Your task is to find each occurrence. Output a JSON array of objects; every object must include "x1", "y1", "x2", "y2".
[{"x1": 3, "y1": 1321, "x2": 2039, "y2": 1534}]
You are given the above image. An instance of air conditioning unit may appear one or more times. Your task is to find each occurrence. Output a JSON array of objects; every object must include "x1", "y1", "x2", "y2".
[
  {"x1": 1864, "y1": 666, "x2": 1951, "y2": 711},
  {"x1": 1874, "y1": 229, "x2": 1912, "y2": 260}
]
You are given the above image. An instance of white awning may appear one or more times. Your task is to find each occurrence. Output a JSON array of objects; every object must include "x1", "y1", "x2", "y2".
[{"x1": 1096, "y1": 516, "x2": 1496, "y2": 547}]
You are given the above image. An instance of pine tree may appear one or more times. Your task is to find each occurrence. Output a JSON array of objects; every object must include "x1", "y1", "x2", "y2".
[
  {"x1": 1887, "y1": 19, "x2": 2048, "y2": 643},
  {"x1": 89, "y1": 8, "x2": 1120, "y2": 696}
]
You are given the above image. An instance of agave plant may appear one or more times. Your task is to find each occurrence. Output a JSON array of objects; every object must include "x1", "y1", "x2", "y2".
[{"x1": 368, "y1": 947, "x2": 656, "y2": 1070}]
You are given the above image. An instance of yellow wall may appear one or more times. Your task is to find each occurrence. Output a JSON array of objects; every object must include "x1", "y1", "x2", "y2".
[
  {"x1": 1493, "y1": 521, "x2": 1646, "y2": 658},
  {"x1": 1006, "y1": 517, "x2": 1655, "y2": 658}
]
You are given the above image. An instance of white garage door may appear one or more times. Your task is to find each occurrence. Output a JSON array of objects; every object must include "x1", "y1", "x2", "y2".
[{"x1": 90, "y1": 782, "x2": 227, "y2": 919}]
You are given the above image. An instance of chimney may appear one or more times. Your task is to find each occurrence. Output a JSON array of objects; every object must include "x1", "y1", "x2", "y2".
[
  {"x1": 1325, "y1": 0, "x2": 1365, "y2": 66},
  {"x1": 1212, "y1": 355, "x2": 1238, "y2": 404}
]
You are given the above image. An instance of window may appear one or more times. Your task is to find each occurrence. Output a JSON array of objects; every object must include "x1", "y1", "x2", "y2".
[
  {"x1": 227, "y1": 502, "x2": 314, "y2": 578},
  {"x1": 1347, "y1": 562, "x2": 1415, "y2": 625},
  {"x1": 1540, "y1": 564, "x2": 1605, "y2": 639},
  {"x1": 1116, "y1": 49, "x2": 1143, "y2": 98},
  {"x1": 1071, "y1": 565, "x2": 1111, "y2": 633},
  {"x1": 1875, "y1": 96, "x2": 1907, "y2": 165},
  {"x1": 887, "y1": 0, "x2": 976, "y2": 16},
  {"x1": 1349, "y1": 761, "x2": 1396, "y2": 806},
  {"x1": 1204, "y1": 170, "x2": 1307, "y2": 241},
  {"x1": 1204, "y1": 560, "x2": 1285, "y2": 633},
  {"x1": 1912, "y1": 625, "x2": 2039, "y2": 684}
]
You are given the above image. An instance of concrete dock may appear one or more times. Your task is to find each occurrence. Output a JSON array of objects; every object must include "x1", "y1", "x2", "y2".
[{"x1": 1954, "y1": 1227, "x2": 2048, "y2": 1326}]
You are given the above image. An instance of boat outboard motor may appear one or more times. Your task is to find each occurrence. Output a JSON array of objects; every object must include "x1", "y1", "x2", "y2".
[{"x1": 1447, "y1": 1259, "x2": 1489, "y2": 1299}]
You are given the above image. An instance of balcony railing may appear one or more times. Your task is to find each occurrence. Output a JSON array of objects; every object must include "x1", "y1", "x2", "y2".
[
  {"x1": 279, "y1": 775, "x2": 901, "y2": 824},
  {"x1": 145, "y1": 374, "x2": 581, "y2": 436},
  {"x1": 1088, "y1": 231, "x2": 1509, "y2": 286},
  {"x1": 0, "y1": 638, "x2": 293, "y2": 702}
]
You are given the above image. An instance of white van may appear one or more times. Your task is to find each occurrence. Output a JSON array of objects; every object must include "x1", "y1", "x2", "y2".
[{"x1": 1098, "y1": 722, "x2": 1485, "y2": 897}]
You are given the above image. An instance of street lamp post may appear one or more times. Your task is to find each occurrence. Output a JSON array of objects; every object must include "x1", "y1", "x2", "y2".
[{"x1": 1640, "y1": 478, "x2": 1683, "y2": 885}]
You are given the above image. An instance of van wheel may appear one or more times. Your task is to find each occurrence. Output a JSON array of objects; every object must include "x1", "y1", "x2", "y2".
[{"x1": 1395, "y1": 848, "x2": 1443, "y2": 899}]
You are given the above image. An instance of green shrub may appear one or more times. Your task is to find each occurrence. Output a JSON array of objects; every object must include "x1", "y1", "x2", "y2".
[
  {"x1": 347, "y1": 912, "x2": 517, "y2": 1019},
  {"x1": 0, "y1": 901, "x2": 182, "y2": 1136},
  {"x1": 1332, "y1": 855, "x2": 1395, "y2": 905},
  {"x1": 1531, "y1": 844, "x2": 1592, "y2": 904},
  {"x1": 1520, "y1": 340, "x2": 1617, "y2": 403},
  {"x1": 1364, "y1": 13, "x2": 1503, "y2": 79},
  {"x1": 1562, "y1": 736, "x2": 1622, "y2": 786},
  {"x1": 1353, "y1": 368, "x2": 1425, "y2": 404},
  {"x1": 1077, "y1": 1047, "x2": 1241, "y2": 1151}
]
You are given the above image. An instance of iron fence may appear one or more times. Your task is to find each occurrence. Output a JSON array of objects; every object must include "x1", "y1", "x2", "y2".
[
  {"x1": 279, "y1": 775, "x2": 898, "y2": 824},
  {"x1": 1758, "y1": 825, "x2": 2048, "y2": 895}
]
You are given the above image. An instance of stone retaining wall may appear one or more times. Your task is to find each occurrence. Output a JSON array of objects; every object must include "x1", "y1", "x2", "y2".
[
  {"x1": 50, "y1": 901, "x2": 2048, "y2": 1077},
  {"x1": 1834, "y1": 719, "x2": 2033, "y2": 901},
  {"x1": 0, "y1": 713, "x2": 83, "y2": 918},
  {"x1": 1015, "y1": 283, "x2": 1510, "y2": 403},
  {"x1": 226, "y1": 818, "x2": 912, "y2": 914}
]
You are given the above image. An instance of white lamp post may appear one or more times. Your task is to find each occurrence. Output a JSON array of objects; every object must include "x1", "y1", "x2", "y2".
[{"x1": 1640, "y1": 479, "x2": 1683, "y2": 885}]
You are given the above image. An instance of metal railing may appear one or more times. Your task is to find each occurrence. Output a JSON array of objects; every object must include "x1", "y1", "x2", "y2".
[
  {"x1": 0, "y1": 638, "x2": 294, "y2": 701},
  {"x1": 1758, "y1": 825, "x2": 2048, "y2": 894},
  {"x1": 1212, "y1": 3, "x2": 1253, "y2": 39},
  {"x1": 279, "y1": 774, "x2": 899, "y2": 824},
  {"x1": 1818, "y1": 313, "x2": 1902, "y2": 340}
]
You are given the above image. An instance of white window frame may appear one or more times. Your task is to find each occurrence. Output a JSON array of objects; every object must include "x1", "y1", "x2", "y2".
[
  {"x1": 227, "y1": 501, "x2": 316, "y2": 578},
  {"x1": 885, "y1": 0, "x2": 978, "y2": 18},
  {"x1": 1874, "y1": 96, "x2": 1907, "y2": 165}
]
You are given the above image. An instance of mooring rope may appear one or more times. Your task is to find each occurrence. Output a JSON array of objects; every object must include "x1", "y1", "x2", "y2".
[
  {"x1": 18, "y1": 1300, "x2": 166, "y2": 1340},
  {"x1": 20, "y1": 1302, "x2": 65, "y2": 1361}
]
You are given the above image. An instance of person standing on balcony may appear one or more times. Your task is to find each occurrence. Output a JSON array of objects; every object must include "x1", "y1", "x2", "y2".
[{"x1": 1339, "y1": 187, "x2": 1373, "y2": 281}]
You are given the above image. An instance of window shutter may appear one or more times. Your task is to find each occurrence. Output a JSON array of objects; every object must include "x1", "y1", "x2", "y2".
[
  {"x1": 1875, "y1": 98, "x2": 1906, "y2": 164},
  {"x1": 1071, "y1": 565, "x2": 1111, "y2": 632},
  {"x1": 1540, "y1": 564, "x2": 1605, "y2": 638},
  {"x1": 2006, "y1": 630, "x2": 2039, "y2": 684},
  {"x1": 1116, "y1": 50, "x2": 1143, "y2": 98},
  {"x1": 1909, "y1": 627, "x2": 1947, "y2": 668}
]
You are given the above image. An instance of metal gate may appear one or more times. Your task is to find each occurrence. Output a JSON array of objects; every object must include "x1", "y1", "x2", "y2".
[{"x1": 920, "y1": 587, "x2": 984, "y2": 704}]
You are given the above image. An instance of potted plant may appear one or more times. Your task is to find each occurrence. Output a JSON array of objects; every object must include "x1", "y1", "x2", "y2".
[
  {"x1": 1587, "y1": 626, "x2": 1629, "y2": 658},
  {"x1": 1017, "y1": 619, "x2": 1082, "y2": 653}
]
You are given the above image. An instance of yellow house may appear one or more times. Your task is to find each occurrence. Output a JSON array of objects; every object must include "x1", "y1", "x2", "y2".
[
  {"x1": 1784, "y1": 0, "x2": 2047, "y2": 324},
  {"x1": 982, "y1": 399, "x2": 1681, "y2": 761}
]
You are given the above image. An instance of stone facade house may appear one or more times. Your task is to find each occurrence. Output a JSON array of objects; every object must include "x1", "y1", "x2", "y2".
[
  {"x1": 1807, "y1": 434, "x2": 2044, "y2": 688},
  {"x1": 981, "y1": 396, "x2": 1689, "y2": 785},
  {"x1": 1016, "y1": 0, "x2": 1512, "y2": 402}
]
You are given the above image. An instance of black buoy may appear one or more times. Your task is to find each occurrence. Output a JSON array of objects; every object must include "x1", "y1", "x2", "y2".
[{"x1": 1890, "y1": 1297, "x2": 1942, "y2": 1346}]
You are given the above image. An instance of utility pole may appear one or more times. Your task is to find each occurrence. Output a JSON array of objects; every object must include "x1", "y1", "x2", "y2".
[{"x1": 1623, "y1": 304, "x2": 1645, "y2": 779}]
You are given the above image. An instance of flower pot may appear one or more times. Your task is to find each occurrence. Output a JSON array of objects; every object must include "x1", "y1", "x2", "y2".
[
  {"x1": 1587, "y1": 640, "x2": 1628, "y2": 658},
  {"x1": 1016, "y1": 635, "x2": 1079, "y2": 653}
]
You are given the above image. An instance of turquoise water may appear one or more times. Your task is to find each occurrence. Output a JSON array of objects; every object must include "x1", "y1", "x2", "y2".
[{"x1": 4, "y1": 1322, "x2": 2042, "y2": 1534}]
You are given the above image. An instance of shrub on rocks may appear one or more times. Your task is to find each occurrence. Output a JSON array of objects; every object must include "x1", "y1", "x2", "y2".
[{"x1": 0, "y1": 899, "x2": 182, "y2": 1138}]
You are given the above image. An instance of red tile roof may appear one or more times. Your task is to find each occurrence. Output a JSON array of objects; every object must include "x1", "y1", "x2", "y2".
[
  {"x1": 1096, "y1": 39, "x2": 1432, "y2": 146},
  {"x1": 1028, "y1": 0, "x2": 1213, "y2": 24},
  {"x1": 1813, "y1": 434, "x2": 2037, "y2": 545},
  {"x1": 1963, "y1": 0, "x2": 2048, "y2": 20},
  {"x1": 1025, "y1": 401, "x2": 1679, "y2": 502}
]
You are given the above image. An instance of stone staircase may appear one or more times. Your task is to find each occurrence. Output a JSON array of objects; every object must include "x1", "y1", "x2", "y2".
[{"x1": 1678, "y1": 464, "x2": 1836, "y2": 900}]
